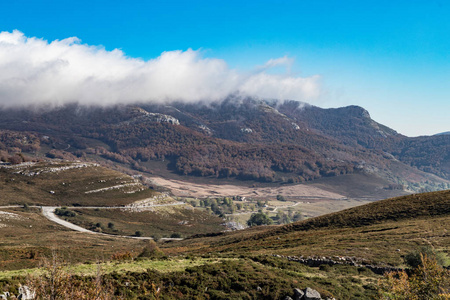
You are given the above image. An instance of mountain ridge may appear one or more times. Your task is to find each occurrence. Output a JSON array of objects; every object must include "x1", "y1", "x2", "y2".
[
  {"x1": 435, "y1": 131, "x2": 450, "y2": 136},
  {"x1": 0, "y1": 98, "x2": 448, "y2": 193}
]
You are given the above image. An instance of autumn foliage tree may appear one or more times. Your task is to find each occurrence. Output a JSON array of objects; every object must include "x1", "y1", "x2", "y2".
[{"x1": 378, "y1": 254, "x2": 450, "y2": 300}]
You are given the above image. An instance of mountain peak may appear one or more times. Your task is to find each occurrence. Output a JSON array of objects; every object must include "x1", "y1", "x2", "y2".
[
  {"x1": 342, "y1": 105, "x2": 371, "y2": 119},
  {"x1": 435, "y1": 131, "x2": 450, "y2": 136}
]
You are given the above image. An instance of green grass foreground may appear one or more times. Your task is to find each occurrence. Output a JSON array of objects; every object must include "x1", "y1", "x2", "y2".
[
  {"x1": 0, "y1": 255, "x2": 380, "y2": 299},
  {"x1": 0, "y1": 257, "x2": 230, "y2": 280}
]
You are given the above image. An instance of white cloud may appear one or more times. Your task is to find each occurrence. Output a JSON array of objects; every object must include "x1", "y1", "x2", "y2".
[
  {"x1": 0, "y1": 30, "x2": 321, "y2": 107},
  {"x1": 259, "y1": 55, "x2": 294, "y2": 71}
]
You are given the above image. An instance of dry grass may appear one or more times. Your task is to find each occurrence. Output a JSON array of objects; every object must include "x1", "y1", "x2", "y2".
[
  {"x1": 162, "y1": 190, "x2": 450, "y2": 266},
  {"x1": 0, "y1": 161, "x2": 158, "y2": 206},
  {"x1": 149, "y1": 175, "x2": 346, "y2": 199},
  {"x1": 61, "y1": 206, "x2": 226, "y2": 238},
  {"x1": 0, "y1": 207, "x2": 148, "y2": 270}
]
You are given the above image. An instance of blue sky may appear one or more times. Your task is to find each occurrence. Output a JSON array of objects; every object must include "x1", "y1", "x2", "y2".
[{"x1": 1, "y1": 0, "x2": 449, "y2": 136}]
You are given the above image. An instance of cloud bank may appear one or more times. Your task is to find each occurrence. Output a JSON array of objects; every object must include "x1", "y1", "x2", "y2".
[{"x1": 0, "y1": 30, "x2": 320, "y2": 107}]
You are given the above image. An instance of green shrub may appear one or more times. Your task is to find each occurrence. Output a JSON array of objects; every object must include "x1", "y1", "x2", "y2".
[
  {"x1": 247, "y1": 212, "x2": 273, "y2": 226},
  {"x1": 54, "y1": 208, "x2": 76, "y2": 217},
  {"x1": 404, "y1": 246, "x2": 447, "y2": 268},
  {"x1": 276, "y1": 195, "x2": 286, "y2": 201},
  {"x1": 138, "y1": 240, "x2": 165, "y2": 259},
  {"x1": 319, "y1": 264, "x2": 332, "y2": 272}
]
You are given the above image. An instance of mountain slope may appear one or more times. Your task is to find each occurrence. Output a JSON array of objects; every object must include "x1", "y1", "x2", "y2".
[
  {"x1": 277, "y1": 100, "x2": 450, "y2": 181},
  {"x1": 436, "y1": 131, "x2": 450, "y2": 136},
  {"x1": 0, "y1": 98, "x2": 448, "y2": 192},
  {"x1": 0, "y1": 161, "x2": 158, "y2": 206},
  {"x1": 278, "y1": 101, "x2": 399, "y2": 147},
  {"x1": 163, "y1": 190, "x2": 450, "y2": 266}
]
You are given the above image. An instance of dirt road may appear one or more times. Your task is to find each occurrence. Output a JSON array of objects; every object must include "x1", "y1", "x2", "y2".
[
  {"x1": 41, "y1": 206, "x2": 187, "y2": 240},
  {"x1": 41, "y1": 206, "x2": 93, "y2": 233}
]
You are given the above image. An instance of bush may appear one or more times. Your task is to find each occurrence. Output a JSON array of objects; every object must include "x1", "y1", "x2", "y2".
[
  {"x1": 111, "y1": 251, "x2": 134, "y2": 261},
  {"x1": 247, "y1": 212, "x2": 273, "y2": 226},
  {"x1": 379, "y1": 254, "x2": 450, "y2": 299},
  {"x1": 404, "y1": 246, "x2": 447, "y2": 268},
  {"x1": 276, "y1": 194, "x2": 286, "y2": 201},
  {"x1": 54, "y1": 208, "x2": 76, "y2": 217},
  {"x1": 138, "y1": 240, "x2": 165, "y2": 259},
  {"x1": 319, "y1": 264, "x2": 332, "y2": 272},
  {"x1": 27, "y1": 251, "x2": 115, "y2": 299}
]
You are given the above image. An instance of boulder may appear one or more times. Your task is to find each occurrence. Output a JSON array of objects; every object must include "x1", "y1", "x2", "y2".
[
  {"x1": 293, "y1": 288, "x2": 305, "y2": 300},
  {"x1": 303, "y1": 287, "x2": 322, "y2": 300},
  {"x1": 18, "y1": 285, "x2": 35, "y2": 300}
]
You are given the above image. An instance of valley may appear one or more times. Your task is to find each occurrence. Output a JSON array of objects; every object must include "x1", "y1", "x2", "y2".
[
  {"x1": 0, "y1": 158, "x2": 449, "y2": 299},
  {"x1": 0, "y1": 100, "x2": 448, "y2": 299},
  {"x1": 2, "y1": 4, "x2": 450, "y2": 297}
]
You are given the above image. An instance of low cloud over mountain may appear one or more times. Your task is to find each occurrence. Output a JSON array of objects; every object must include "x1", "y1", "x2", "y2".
[{"x1": 0, "y1": 30, "x2": 320, "y2": 107}]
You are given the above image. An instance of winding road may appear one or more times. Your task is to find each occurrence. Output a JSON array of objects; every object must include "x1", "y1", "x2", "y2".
[
  {"x1": 41, "y1": 206, "x2": 93, "y2": 233},
  {"x1": 1, "y1": 205, "x2": 184, "y2": 240}
]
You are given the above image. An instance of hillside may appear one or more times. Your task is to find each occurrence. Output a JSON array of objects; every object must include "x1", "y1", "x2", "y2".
[
  {"x1": 0, "y1": 161, "x2": 157, "y2": 206},
  {"x1": 278, "y1": 102, "x2": 400, "y2": 147},
  {"x1": 163, "y1": 190, "x2": 450, "y2": 266},
  {"x1": 0, "y1": 99, "x2": 449, "y2": 194},
  {"x1": 1, "y1": 180, "x2": 449, "y2": 299},
  {"x1": 0, "y1": 161, "x2": 226, "y2": 270},
  {"x1": 280, "y1": 189, "x2": 450, "y2": 231},
  {"x1": 277, "y1": 100, "x2": 450, "y2": 181}
]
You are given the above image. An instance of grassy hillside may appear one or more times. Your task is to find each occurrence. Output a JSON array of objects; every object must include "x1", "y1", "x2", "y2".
[
  {"x1": 0, "y1": 161, "x2": 158, "y2": 206},
  {"x1": 0, "y1": 206, "x2": 147, "y2": 270},
  {"x1": 281, "y1": 189, "x2": 450, "y2": 231},
  {"x1": 0, "y1": 161, "x2": 228, "y2": 270},
  {"x1": 162, "y1": 190, "x2": 450, "y2": 266},
  {"x1": 1, "y1": 188, "x2": 449, "y2": 299},
  {"x1": 58, "y1": 207, "x2": 225, "y2": 238},
  {"x1": 0, "y1": 160, "x2": 448, "y2": 299}
]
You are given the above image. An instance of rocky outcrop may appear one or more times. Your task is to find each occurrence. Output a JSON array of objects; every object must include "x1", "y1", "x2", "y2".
[
  {"x1": 1, "y1": 285, "x2": 35, "y2": 300},
  {"x1": 18, "y1": 285, "x2": 35, "y2": 299},
  {"x1": 145, "y1": 112, "x2": 180, "y2": 125},
  {"x1": 285, "y1": 287, "x2": 333, "y2": 300},
  {"x1": 240, "y1": 127, "x2": 253, "y2": 133},
  {"x1": 128, "y1": 107, "x2": 180, "y2": 125},
  {"x1": 303, "y1": 287, "x2": 322, "y2": 300},
  {"x1": 293, "y1": 288, "x2": 304, "y2": 299}
]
